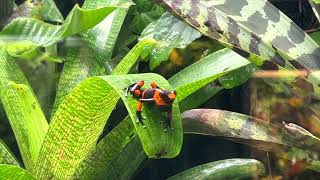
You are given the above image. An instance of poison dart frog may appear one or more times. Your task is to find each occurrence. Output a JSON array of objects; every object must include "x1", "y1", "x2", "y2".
[{"x1": 126, "y1": 80, "x2": 177, "y2": 129}]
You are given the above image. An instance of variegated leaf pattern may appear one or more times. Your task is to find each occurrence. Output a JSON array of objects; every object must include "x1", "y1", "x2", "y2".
[{"x1": 156, "y1": 0, "x2": 320, "y2": 100}]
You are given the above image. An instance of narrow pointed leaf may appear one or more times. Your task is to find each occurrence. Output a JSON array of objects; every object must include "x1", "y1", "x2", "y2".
[
  {"x1": 309, "y1": 0, "x2": 320, "y2": 23},
  {"x1": 81, "y1": 0, "x2": 133, "y2": 66},
  {"x1": 0, "y1": 49, "x2": 48, "y2": 171},
  {"x1": 0, "y1": 2, "x2": 132, "y2": 58},
  {"x1": 0, "y1": 164, "x2": 36, "y2": 180},
  {"x1": 36, "y1": 74, "x2": 182, "y2": 179},
  {"x1": 52, "y1": 38, "x2": 153, "y2": 116},
  {"x1": 167, "y1": 159, "x2": 265, "y2": 180},
  {"x1": 112, "y1": 39, "x2": 156, "y2": 74},
  {"x1": 0, "y1": 139, "x2": 20, "y2": 166},
  {"x1": 51, "y1": 0, "x2": 134, "y2": 116},
  {"x1": 157, "y1": 0, "x2": 320, "y2": 98}
]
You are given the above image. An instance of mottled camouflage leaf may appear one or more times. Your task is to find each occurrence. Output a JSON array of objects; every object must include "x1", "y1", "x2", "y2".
[
  {"x1": 167, "y1": 159, "x2": 265, "y2": 180},
  {"x1": 157, "y1": 0, "x2": 320, "y2": 98},
  {"x1": 182, "y1": 109, "x2": 320, "y2": 172}
]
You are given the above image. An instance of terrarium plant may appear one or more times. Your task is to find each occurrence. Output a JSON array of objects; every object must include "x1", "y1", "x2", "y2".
[{"x1": 0, "y1": 0, "x2": 320, "y2": 179}]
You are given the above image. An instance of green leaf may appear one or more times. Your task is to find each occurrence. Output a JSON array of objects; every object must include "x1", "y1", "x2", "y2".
[
  {"x1": 179, "y1": 85, "x2": 223, "y2": 112},
  {"x1": 0, "y1": 164, "x2": 36, "y2": 180},
  {"x1": 40, "y1": 0, "x2": 64, "y2": 23},
  {"x1": 140, "y1": 12, "x2": 201, "y2": 70},
  {"x1": 35, "y1": 74, "x2": 182, "y2": 179},
  {"x1": 112, "y1": 39, "x2": 156, "y2": 74},
  {"x1": 0, "y1": 49, "x2": 48, "y2": 171},
  {"x1": 182, "y1": 109, "x2": 320, "y2": 172},
  {"x1": 81, "y1": 0, "x2": 133, "y2": 69},
  {"x1": 0, "y1": 2, "x2": 132, "y2": 58},
  {"x1": 51, "y1": 0, "x2": 133, "y2": 116},
  {"x1": 1, "y1": 83, "x2": 48, "y2": 171},
  {"x1": 310, "y1": 31, "x2": 320, "y2": 46},
  {"x1": 0, "y1": 139, "x2": 20, "y2": 166},
  {"x1": 76, "y1": 48, "x2": 255, "y2": 179},
  {"x1": 74, "y1": 116, "x2": 145, "y2": 179},
  {"x1": 51, "y1": 38, "x2": 153, "y2": 117},
  {"x1": 218, "y1": 63, "x2": 258, "y2": 89},
  {"x1": 167, "y1": 159, "x2": 265, "y2": 180},
  {"x1": 169, "y1": 48, "x2": 251, "y2": 101}
]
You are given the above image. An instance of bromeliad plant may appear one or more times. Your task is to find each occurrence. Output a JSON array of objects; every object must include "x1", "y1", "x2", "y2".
[{"x1": 1, "y1": 0, "x2": 320, "y2": 179}]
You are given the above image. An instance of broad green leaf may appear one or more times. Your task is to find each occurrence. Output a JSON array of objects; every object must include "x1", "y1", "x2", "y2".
[
  {"x1": 1, "y1": 83, "x2": 48, "y2": 171},
  {"x1": 310, "y1": 31, "x2": 320, "y2": 46},
  {"x1": 169, "y1": 48, "x2": 251, "y2": 100},
  {"x1": 167, "y1": 159, "x2": 265, "y2": 180},
  {"x1": 179, "y1": 85, "x2": 223, "y2": 112},
  {"x1": 0, "y1": 139, "x2": 20, "y2": 166},
  {"x1": 182, "y1": 109, "x2": 320, "y2": 172},
  {"x1": 140, "y1": 12, "x2": 201, "y2": 70},
  {"x1": 0, "y1": 49, "x2": 48, "y2": 171},
  {"x1": 35, "y1": 74, "x2": 182, "y2": 179},
  {"x1": 218, "y1": 63, "x2": 257, "y2": 89},
  {"x1": 0, "y1": 164, "x2": 36, "y2": 180},
  {"x1": 0, "y1": 2, "x2": 132, "y2": 58},
  {"x1": 77, "y1": 49, "x2": 255, "y2": 179},
  {"x1": 74, "y1": 116, "x2": 145, "y2": 179}
]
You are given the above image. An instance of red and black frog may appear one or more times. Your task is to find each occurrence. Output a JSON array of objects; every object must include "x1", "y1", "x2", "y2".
[{"x1": 126, "y1": 80, "x2": 177, "y2": 129}]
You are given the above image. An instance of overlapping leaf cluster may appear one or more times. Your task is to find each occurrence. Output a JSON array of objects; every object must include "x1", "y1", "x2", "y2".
[{"x1": 0, "y1": 0, "x2": 320, "y2": 179}]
